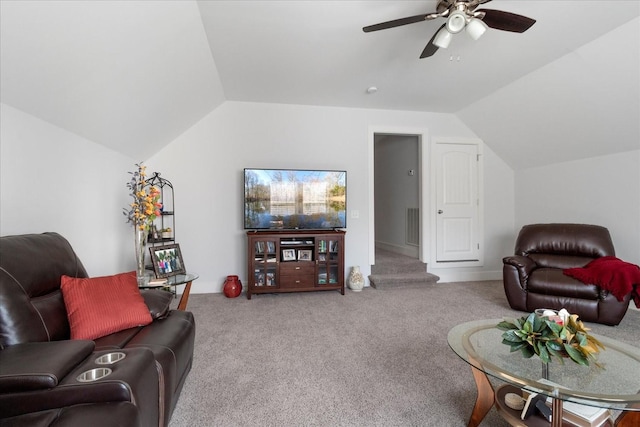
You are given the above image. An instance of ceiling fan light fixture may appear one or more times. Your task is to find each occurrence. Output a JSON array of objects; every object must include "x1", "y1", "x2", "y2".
[
  {"x1": 466, "y1": 17, "x2": 488, "y2": 40},
  {"x1": 446, "y1": 11, "x2": 467, "y2": 34},
  {"x1": 433, "y1": 26, "x2": 452, "y2": 49}
]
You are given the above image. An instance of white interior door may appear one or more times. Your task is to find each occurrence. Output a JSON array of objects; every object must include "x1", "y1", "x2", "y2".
[{"x1": 435, "y1": 143, "x2": 480, "y2": 262}]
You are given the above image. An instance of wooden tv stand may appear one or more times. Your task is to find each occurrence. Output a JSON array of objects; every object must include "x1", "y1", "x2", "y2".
[{"x1": 246, "y1": 230, "x2": 345, "y2": 299}]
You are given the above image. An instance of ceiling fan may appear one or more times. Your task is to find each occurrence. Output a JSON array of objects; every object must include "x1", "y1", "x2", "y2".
[{"x1": 363, "y1": 0, "x2": 536, "y2": 58}]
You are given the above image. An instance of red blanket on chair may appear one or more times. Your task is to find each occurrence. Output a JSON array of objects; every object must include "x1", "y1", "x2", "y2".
[{"x1": 564, "y1": 256, "x2": 640, "y2": 308}]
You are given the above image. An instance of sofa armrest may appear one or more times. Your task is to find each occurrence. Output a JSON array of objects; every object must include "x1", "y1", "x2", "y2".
[
  {"x1": 503, "y1": 255, "x2": 537, "y2": 284},
  {"x1": 0, "y1": 348, "x2": 159, "y2": 427},
  {"x1": 0, "y1": 341, "x2": 94, "y2": 392},
  {"x1": 140, "y1": 289, "x2": 173, "y2": 319}
]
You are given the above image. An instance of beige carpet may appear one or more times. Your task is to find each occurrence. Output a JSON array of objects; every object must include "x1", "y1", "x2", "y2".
[{"x1": 169, "y1": 281, "x2": 639, "y2": 426}]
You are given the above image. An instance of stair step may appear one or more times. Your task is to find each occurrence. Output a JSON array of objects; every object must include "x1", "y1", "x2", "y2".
[
  {"x1": 371, "y1": 263, "x2": 426, "y2": 274},
  {"x1": 368, "y1": 272, "x2": 440, "y2": 289},
  {"x1": 371, "y1": 250, "x2": 427, "y2": 275}
]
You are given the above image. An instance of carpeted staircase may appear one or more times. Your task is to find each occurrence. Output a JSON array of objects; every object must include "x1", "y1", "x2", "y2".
[{"x1": 368, "y1": 248, "x2": 439, "y2": 289}]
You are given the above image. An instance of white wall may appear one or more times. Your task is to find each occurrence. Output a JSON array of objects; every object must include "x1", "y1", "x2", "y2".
[
  {"x1": 149, "y1": 101, "x2": 515, "y2": 293},
  {"x1": 482, "y1": 145, "x2": 517, "y2": 268},
  {"x1": 1, "y1": 103, "x2": 137, "y2": 276},
  {"x1": 0, "y1": 100, "x2": 518, "y2": 291},
  {"x1": 515, "y1": 150, "x2": 640, "y2": 263}
]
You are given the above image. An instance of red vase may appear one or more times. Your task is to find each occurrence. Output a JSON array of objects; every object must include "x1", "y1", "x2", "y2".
[{"x1": 223, "y1": 275, "x2": 242, "y2": 298}]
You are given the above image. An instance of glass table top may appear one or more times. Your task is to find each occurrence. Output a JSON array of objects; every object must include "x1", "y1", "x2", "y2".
[
  {"x1": 138, "y1": 273, "x2": 199, "y2": 288},
  {"x1": 448, "y1": 319, "x2": 640, "y2": 411}
]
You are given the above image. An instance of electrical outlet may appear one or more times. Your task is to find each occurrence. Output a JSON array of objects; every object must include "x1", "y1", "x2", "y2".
[{"x1": 351, "y1": 210, "x2": 359, "y2": 219}]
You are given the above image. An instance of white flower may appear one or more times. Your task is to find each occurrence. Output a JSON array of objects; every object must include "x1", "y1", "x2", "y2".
[{"x1": 558, "y1": 308, "x2": 570, "y2": 325}]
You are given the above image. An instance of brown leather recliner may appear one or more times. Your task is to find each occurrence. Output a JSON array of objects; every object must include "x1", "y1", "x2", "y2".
[
  {"x1": 0, "y1": 232, "x2": 195, "y2": 426},
  {"x1": 503, "y1": 223, "x2": 631, "y2": 326}
]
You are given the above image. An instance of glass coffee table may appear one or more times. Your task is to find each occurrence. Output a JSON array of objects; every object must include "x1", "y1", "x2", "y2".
[
  {"x1": 448, "y1": 319, "x2": 640, "y2": 427},
  {"x1": 139, "y1": 273, "x2": 198, "y2": 311}
]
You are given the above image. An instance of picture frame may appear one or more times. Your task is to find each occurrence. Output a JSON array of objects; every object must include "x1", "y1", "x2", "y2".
[
  {"x1": 298, "y1": 249, "x2": 312, "y2": 261},
  {"x1": 282, "y1": 249, "x2": 296, "y2": 261},
  {"x1": 255, "y1": 272, "x2": 265, "y2": 286},
  {"x1": 149, "y1": 243, "x2": 186, "y2": 278}
]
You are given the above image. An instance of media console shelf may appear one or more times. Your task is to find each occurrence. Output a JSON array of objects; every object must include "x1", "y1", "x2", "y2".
[{"x1": 246, "y1": 230, "x2": 345, "y2": 299}]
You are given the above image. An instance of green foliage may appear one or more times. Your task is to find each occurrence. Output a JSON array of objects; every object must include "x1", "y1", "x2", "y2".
[{"x1": 497, "y1": 312, "x2": 605, "y2": 367}]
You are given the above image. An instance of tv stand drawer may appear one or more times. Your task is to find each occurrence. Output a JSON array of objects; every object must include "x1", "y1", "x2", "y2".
[
  {"x1": 280, "y1": 275, "x2": 315, "y2": 288},
  {"x1": 280, "y1": 262, "x2": 315, "y2": 275}
]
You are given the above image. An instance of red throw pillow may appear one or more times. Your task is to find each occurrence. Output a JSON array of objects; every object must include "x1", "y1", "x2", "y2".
[{"x1": 61, "y1": 271, "x2": 153, "y2": 340}]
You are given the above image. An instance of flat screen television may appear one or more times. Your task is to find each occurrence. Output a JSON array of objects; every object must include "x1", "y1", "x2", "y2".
[{"x1": 244, "y1": 168, "x2": 346, "y2": 230}]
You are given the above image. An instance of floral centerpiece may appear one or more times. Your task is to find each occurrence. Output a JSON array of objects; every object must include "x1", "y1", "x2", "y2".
[
  {"x1": 123, "y1": 162, "x2": 162, "y2": 230},
  {"x1": 497, "y1": 310, "x2": 605, "y2": 366},
  {"x1": 123, "y1": 162, "x2": 162, "y2": 285}
]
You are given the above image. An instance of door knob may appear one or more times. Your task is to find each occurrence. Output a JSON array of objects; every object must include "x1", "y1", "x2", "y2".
[{"x1": 437, "y1": 210, "x2": 443, "y2": 214}]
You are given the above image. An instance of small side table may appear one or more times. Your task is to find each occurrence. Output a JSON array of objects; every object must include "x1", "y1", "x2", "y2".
[{"x1": 139, "y1": 273, "x2": 199, "y2": 311}]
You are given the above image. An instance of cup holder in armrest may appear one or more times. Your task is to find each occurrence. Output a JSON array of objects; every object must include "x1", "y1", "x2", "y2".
[
  {"x1": 77, "y1": 367, "x2": 112, "y2": 382},
  {"x1": 95, "y1": 352, "x2": 126, "y2": 365}
]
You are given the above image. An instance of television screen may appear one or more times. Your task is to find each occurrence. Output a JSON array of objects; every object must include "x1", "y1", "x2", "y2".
[{"x1": 244, "y1": 168, "x2": 346, "y2": 230}]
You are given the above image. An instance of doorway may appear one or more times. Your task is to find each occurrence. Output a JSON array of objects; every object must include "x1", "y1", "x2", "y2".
[
  {"x1": 373, "y1": 133, "x2": 421, "y2": 260},
  {"x1": 368, "y1": 130, "x2": 484, "y2": 272}
]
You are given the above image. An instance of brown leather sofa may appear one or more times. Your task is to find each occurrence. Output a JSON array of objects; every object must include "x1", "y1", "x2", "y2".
[
  {"x1": 503, "y1": 223, "x2": 631, "y2": 326},
  {"x1": 0, "y1": 402, "x2": 141, "y2": 427},
  {"x1": 0, "y1": 232, "x2": 196, "y2": 427}
]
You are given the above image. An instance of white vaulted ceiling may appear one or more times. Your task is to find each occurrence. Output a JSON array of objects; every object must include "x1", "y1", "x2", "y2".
[
  {"x1": 1, "y1": 0, "x2": 225, "y2": 160},
  {"x1": 1, "y1": 1, "x2": 639, "y2": 167}
]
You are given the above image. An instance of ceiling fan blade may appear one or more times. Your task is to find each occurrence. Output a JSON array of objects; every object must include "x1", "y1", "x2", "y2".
[
  {"x1": 467, "y1": 0, "x2": 492, "y2": 11},
  {"x1": 477, "y1": 9, "x2": 536, "y2": 33},
  {"x1": 420, "y1": 24, "x2": 444, "y2": 58},
  {"x1": 363, "y1": 14, "x2": 433, "y2": 33},
  {"x1": 436, "y1": 0, "x2": 454, "y2": 14}
]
